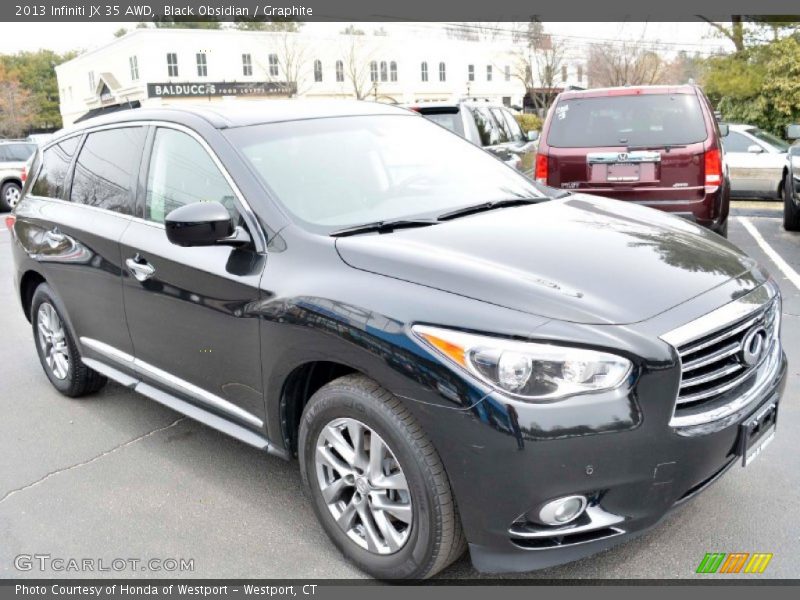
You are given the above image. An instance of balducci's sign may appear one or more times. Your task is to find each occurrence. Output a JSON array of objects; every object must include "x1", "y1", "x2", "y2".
[{"x1": 147, "y1": 81, "x2": 296, "y2": 98}]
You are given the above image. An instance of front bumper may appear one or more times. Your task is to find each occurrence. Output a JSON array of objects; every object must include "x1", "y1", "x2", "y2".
[{"x1": 410, "y1": 341, "x2": 786, "y2": 574}]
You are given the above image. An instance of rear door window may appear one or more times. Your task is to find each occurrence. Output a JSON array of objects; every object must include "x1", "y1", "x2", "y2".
[
  {"x1": 722, "y1": 131, "x2": 753, "y2": 153},
  {"x1": 547, "y1": 94, "x2": 708, "y2": 148},
  {"x1": 30, "y1": 137, "x2": 81, "y2": 199},
  {"x1": 70, "y1": 127, "x2": 146, "y2": 215},
  {"x1": 470, "y1": 106, "x2": 507, "y2": 146},
  {"x1": 493, "y1": 108, "x2": 525, "y2": 143}
]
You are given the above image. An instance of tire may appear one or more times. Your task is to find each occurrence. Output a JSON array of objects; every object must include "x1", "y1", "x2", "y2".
[
  {"x1": 784, "y1": 174, "x2": 800, "y2": 231},
  {"x1": 31, "y1": 283, "x2": 107, "y2": 397},
  {"x1": 0, "y1": 181, "x2": 21, "y2": 212},
  {"x1": 299, "y1": 374, "x2": 466, "y2": 579},
  {"x1": 713, "y1": 219, "x2": 728, "y2": 238}
]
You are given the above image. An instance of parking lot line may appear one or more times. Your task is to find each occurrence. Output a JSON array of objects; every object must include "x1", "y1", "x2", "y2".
[{"x1": 738, "y1": 216, "x2": 800, "y2": 292}]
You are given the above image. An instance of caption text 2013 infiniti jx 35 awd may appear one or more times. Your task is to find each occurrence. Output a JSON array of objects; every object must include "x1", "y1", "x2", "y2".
[{"x1": 9, "y1": 102, "x2": 786, "y2": 578}]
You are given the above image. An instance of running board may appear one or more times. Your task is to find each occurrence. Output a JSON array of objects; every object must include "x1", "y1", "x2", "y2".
[{"x1": 80, "y1": 356, "x2": 290, "y2": 460}]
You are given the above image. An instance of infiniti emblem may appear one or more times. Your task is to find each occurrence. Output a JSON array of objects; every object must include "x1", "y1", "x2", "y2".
[{"x1": 741, "y1": 326, "x2": 768, "y2": 367}]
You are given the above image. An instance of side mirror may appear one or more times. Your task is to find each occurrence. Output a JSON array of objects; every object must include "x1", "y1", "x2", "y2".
[
  {"x1": 786, "y1": 124, "x2": 800, "y2": 140},
  {"x1": 165, "y1": 201, "x2": 248, "y2": 247},
  {"x1": 747, "y1": 144, "x2": 765, "y2": 154},
  {"x1": 718, "y1": 123, "x2": 729, "y2": 137},
  {"x1": 527, "y1": 130, "x2": 539, "y2": 142}
]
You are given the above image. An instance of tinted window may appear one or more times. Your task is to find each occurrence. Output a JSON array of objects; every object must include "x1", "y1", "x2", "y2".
[
  {"x1": 146, "y1": 128, "x2": 238, "y2": 224},
  {"x1": 70, "y1": 127, "x2": 145, "y2": 215},
  {"x1": 30, "y1": 138, "x2": 80, "y2": 198},
  {"x1": 497, "y1": 110, "x2": 525, "y2": 143},
  {"x1": 722, "y1": 131, "x2": 753, "y2": 153},
  {"x1": 227, "y1": 115, "x2": 541, "y2": 231},
  {"x1": 547, "y1": 94, "x2": 708, "y2": 148},
  {"x1": 471, "y1": 107, "x2": 507, "y2": 146},
  {"x1": 0, "y1": 143, "x2": 36, "y2": 162},
  {"x1": 417, "y1": 108, "x2": 464, "y2": 136}
]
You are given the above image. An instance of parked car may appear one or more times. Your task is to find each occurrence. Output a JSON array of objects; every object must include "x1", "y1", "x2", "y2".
[
  {"x1": 782, "y1": 124, "x2": 800, "y2": 231},
  {"x1": 10, "y1": 102, "x2": 785, "y2": 578},
  {"x1": 0, "y1": 140, "x2": 37, "y2": 211},
  {"x1": 535, "y1": 85, "x2": 731, "y2": 236},
  {"x1": 404, "y1": 101, "x2": 538, "y2": 176},
  {"x1": 721, "y1": 123, "x2": 789, "y2": 200}
]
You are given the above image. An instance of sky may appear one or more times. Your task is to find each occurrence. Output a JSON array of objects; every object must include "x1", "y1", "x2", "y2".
[{"x1": 0, "y1": 21, "x2": 732, "y2": 56}]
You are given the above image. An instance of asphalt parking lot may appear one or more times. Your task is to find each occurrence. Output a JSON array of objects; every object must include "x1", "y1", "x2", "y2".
[{"x1": 1, "y1": 201, "x2": 798, "y2": 580}]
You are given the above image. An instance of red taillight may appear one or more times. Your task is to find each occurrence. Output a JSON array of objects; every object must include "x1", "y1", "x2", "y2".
[
  {"x1": 704, "y1": 148, "x2": 722, "y2": 186},
  {"x1": 535, "y1": 153, "x2": 548, "y2": 183},
  {"x1": 20, "y1": 166, "x2": 27, "y2": 183},
  {"x1": 5, "y1": 215, "x2": 15, "y2": 231}
]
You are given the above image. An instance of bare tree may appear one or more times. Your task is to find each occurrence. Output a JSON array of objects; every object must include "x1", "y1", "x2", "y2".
[
  {"x1": 339, "y1": 33, "x2": 374, "y2": 100},
  {"x1": 511, "y1": 20, "x2": 569, "y2": 114},
  {"x1": 257, "y1": 32, "x2": 311, "y2": 97},
  {"x1": 587, "y1": 41, "x2": 665, "y2": 87},
  {"x1": 699, "y1": 16, "x2": 745, "y2": 52}
]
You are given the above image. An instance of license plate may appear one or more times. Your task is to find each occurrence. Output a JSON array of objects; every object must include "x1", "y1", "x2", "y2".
[
  {"x1": 739, "y1": 401, "x2": 778, "y2": 467},
  {"x1": 607, "y1": 163, "x2": 640, "y2": 182}
]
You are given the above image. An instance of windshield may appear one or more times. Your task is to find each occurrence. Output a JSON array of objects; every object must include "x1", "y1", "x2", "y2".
[
  {"x1": 547, "y1": 94, "x2": 708, "y2": 148},
  {"x1": 226, "y1": 114, "x2": 541, "y2": 231},
  {"x1": 749, "y1": 128, "x2": 790, "y2": 152}
]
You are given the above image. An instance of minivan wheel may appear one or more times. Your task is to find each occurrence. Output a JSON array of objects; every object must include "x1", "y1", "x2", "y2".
[
  {"x1": 712, "y1": 218, "x2": 728, "y2": 238},
  {"x1": 1, "y1": 182, "x2": 21, "y2": 211},
  {"x1": 31, "y1": 284, "x2": 107, "y2": 397},
  {"x1": 784, "y1": 175, "x2": 800, "y2": 231},
  {"x1": 299, "y1": 374, "x2": 466, "y2": 579}
]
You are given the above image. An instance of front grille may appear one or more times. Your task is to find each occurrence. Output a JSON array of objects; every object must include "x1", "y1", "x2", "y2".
[{"x1": 674, "y1": 298, "x2": 778, "y2": 408}]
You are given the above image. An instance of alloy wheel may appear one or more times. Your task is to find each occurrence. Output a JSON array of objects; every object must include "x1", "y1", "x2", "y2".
[
  {"x1": 37, "y1": 303, "x2": 70, "y2": 380},
  {"x1": 315, "y1": 417, "x2": 413, "y2": 555},
  {"x1": 5, "y1": 185, "x2": 21, "y2": 208}
]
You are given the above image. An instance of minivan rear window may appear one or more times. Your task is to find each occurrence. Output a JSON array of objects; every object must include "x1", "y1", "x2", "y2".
[
  {"x1": 547, "y1": 94, "x2": 708, "y2": 148},
  {"x1": 417, "y1": 108, "x2": 465, "y2": 137}
]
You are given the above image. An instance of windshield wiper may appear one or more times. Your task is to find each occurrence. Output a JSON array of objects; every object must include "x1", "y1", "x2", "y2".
[
  {"x1": 437, "y1": 197, "x2": 541, "y2": 221},
  {"x1": 330, "y1": 218, "x2": 439, "y2": 237},
  {"x1": 625, "y1": 143, "x2": 687, "y2": 153}
]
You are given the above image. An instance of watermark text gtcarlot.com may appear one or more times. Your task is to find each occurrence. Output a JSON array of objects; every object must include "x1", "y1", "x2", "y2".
[{"x1": 14, "y1": 554, "x2": 194, "y2": 573}]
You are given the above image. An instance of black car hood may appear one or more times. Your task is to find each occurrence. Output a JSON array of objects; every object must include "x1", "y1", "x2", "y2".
[{"x1": 334, "y1": 195, "x2": 757, "y2": 325}]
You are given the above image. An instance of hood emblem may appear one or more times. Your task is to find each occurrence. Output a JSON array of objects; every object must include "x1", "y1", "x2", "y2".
[{"x1": 741, "y1": 325, "x2": 768, "y2": 367}]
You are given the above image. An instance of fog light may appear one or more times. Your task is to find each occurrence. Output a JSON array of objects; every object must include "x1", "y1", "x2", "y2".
[{"x1": 538, "y1": 495, "x2": 587, "y2": 526}]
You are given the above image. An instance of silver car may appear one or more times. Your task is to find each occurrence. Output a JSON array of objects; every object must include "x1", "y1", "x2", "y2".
[
  {"x1": 0, "y1": 140, "x2": 37, "y2": 211},
  {"x1": 721, "y1": 123, "x2": 790, "y2": 199}
]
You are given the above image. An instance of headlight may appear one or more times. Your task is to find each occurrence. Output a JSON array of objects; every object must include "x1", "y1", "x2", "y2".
[{"x1": 412, "y1": 325, "x2": 632, "y2": 401}]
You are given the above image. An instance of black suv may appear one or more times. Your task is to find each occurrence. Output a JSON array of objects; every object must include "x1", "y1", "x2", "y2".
[{"x1": 10, "y1": 102, "x2": 786, "y2": 578}]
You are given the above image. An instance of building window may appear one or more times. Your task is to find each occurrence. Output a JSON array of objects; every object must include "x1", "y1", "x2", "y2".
[
  {"x1": 196, "y1": 53, "x2": 208, "y2": 77},
  {"x1": 504, "y1": 65, "x2": 511, "y2": 81},
  {"x1": 370, "y1": 61, "x2": 378, "y2": 83},
  {"x1": 335, "y1": 60, "x2": 344, "y2": 82},
  {"x1": 379, "y1": 61, "x2": 387, "y2": 82},
  {"x1": 439, "y1": 62, "x2": 446, "y2": 82},
  {"x1": 129, "y1": 56, "x2": 139, "y2": 81},
  {"x1": 561, "y1": 65, "x2": 568, "y2": 82},
  {"x1": 577, "y1": 64, "x2": 583, "y2": 83},
  {"x1": 486, "y1": 65, "x2": 492, "y2": 81},
  {"x1": 502, "y1": 96, "x2": 511, "y2": 107},
  {"x1": 467, "y1": 64, "x2": 474, "y2": 82},
  {"x1": 166, "y1": 53, "x2": 178, "y2": 77},
  {"x1": 421, "y1": 61, "x2": 428, "y2": 82},
  {"x1": 242, "y1": 53, "x2": 252, "y2": 76},
  {"x1": 390, "y1": 61, "x2": 397, "y2": 82},
  {"x1": 314, "y1": 59, "x2": 323, "y2": 82},
  {"x1": 88, "y1": 71, "x2": 95, "y2": 92},
  {"x1": 268, "y1": 54, "x2": 279, "y2": 77}
]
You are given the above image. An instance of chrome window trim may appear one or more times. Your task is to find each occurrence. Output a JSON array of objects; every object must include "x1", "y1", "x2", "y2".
[
  {"x1": 33, "y1": 120, "x2": 267, "y2": 253},
  {"x1": 81, "y1": 337, "x2": 264, "y2": 429}
]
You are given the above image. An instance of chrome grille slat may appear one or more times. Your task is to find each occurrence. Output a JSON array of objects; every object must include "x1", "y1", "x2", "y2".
[
  {"x1": 678, "y1": 314, "x2": 761, "y2": 358},
  {"x1": 660, "y1": 282, "x2": 781, "y2": 422},
  {"x1": 681, "y1": 341, "x2": 741, "y2": 372},
  {"x1": 681, "y1": 363, "x2": 744, "y2": 388}
]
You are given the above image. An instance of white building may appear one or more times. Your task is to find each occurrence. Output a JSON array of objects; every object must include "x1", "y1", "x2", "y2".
[{"x1": 56, "y1": 27, "x2": 588, "y2": 127}]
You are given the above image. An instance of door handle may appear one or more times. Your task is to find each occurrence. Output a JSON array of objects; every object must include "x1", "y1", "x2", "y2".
[
  {"x1": 44, "y1": 228, "x2": 66, "y2": 248},
  {"x1": 125, "y1": 254, "x2": 156, "y2": 282}
]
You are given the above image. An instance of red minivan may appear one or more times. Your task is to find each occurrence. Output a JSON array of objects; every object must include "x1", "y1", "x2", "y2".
[{"x1": 536, "y1": 85, "x2": 730, "y2": 236}]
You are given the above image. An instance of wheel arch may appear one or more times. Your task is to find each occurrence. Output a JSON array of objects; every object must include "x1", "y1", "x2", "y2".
[{"x1": 19, "y1": 269, "x2": 46, "y2": 322}]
